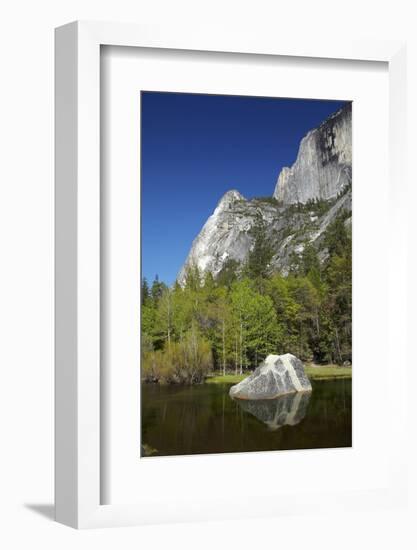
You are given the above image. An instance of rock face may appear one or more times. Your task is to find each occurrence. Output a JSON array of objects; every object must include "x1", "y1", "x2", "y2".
[
  {"x1": 177, "y1": 104, "x2": 352, "y2": 285},
  {"x1": 177, "y1": 190, "x2": 251, "y2": 285},
  {"x1": 229, "y1": 354, "x2": 312, "y2": 400},
  {"x1": 273, "y1": 104, "x2": 352, "y2": 205},
  {"x1": 236, "y1": 391, "x2": 311, "y2": 430}
]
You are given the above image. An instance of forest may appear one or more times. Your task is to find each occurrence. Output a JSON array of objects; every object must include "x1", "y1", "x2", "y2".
[{"x1": 141, "y1": 211, "x2": 352, "y2": 385}]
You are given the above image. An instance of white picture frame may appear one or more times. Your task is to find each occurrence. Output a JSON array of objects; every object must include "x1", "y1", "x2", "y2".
[{"x1": 55, "y1": 21, "x2": 407, "y2": 529}]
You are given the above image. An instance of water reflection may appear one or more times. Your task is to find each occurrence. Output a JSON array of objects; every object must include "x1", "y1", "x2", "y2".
[
  {"x1": 141, "y1": 379, "x2": 351, "y2": 456},
  {"x1": 234, "y1": 391, "x2": 311, "y2": 430}
]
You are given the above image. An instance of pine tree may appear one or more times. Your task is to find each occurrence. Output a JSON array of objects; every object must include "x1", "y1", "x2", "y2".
[
  {"x1": 151, "y1": 275, "x2": 165, "y2": 304},
  {"x1": 246, "y1": 212, "x2": 274, "y2": 280},
  {"x1": 141, "y1": 277, "x2": 150, "y2": 305},
  {"x1": 156, "y1": 288, "x2": 174, "y2": 351}
]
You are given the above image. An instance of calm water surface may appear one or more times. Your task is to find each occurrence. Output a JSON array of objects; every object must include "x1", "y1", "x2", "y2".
[{"x1": 141, "y1": 379, "x2": 351, "y2": 457}]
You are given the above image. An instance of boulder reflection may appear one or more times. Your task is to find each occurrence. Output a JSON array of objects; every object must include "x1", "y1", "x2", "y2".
[{"x1": 234, "y1": 391, "x2": 311, "y2": 430}]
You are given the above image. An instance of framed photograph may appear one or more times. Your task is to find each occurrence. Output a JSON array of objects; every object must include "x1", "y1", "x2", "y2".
[
  {"x1": 55, "y1": 21, "x2": 407, "y2": 528},
  {"x1": 139, "y1": 91, "x2": 353, "y2": 458}
]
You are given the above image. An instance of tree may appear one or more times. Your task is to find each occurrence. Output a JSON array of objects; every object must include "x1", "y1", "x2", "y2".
[
  {"x1": 265, "y1": 275, "x2": 300, "y2": 354},
  {"x1": 246, "y1": 212, "x2": 274, "y2": 280},
  {"x1": 184, "y1": 263, "x2": 202, "y2": 292},
  {"x1": 141, "y1": 206, "x2": 352, "y2": 381},
  {"x1": 230, "y1": 279, "x2": 251, "y2": 374},
  {"x1": 171, "y1": 283, "x2": 192, "y2": 342},
  {"x1": 230, "y1": 279, "x2": 279, "y2": 372},
  {"x1": 301, "y1": 243, "x2": 322, "y2": 286},
  {"x1": 206, "y1": 287, "x2": 232, "y2": 375},
  {"x1": 141, "y1": 277, "x2": 150, "y2": 305},
  {"x1": 324, "y1": 213, "x2": 351, "y2": 257},
  {"x1": 245, "y1": 292, "x2": 279, "y2": 366},
  {"x1": 287, "y1": 276, "x2": 320, "y2": 362},
  {"x1": 325, "y1": 253, "x2": 352, "y2": 363},
  {"x1": 203, "y1": 271, "x2": 216, "y2": 294},
  {"x1": 156, "y1": 287, "x2": 174, "y2": 351},
  {"x1": 141, "y1": 302, "x2": 156, "y2": 340},
  {"x1": 216, "y1": 258, "x2": 240, "y2": 287},
  {"x1": 151, "y1": 275, "x2": 165, "y2": 304}
]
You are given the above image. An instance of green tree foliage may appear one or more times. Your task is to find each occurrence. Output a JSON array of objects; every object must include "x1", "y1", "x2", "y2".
[
  {"x1": 141, "y1": 277, "x2": 150, "y2": 305},
  {"x1": 300, "y1": 243, "x2": 322, "y2": 282},
  {"x1": 184, "y1": 263, "x2": 202, "y2": 292},
  {"x1": 141, "y1": 212, "x2": 352, "y2": 382},
  {"x1": 142, "y1": 327, "x2": 213, "y2": 384},
  {"x1": 245, "y1": 212, "x2": 274, "y2": 280},
  {"x1": 324, "y1": 212, "x2": 351, "y2": 256},
  {"x1": 230, "y1": 279, "x2": 278, "y2": 372},
  {"x1": 151, "y1": 275, "x2": 166, "y2": 303},
  {"x1": 252, "y1": 196, "x2": 279, "y2": 206},
  {"x1": 216, "y1": 258, "x2": 239, "y2": 288}
]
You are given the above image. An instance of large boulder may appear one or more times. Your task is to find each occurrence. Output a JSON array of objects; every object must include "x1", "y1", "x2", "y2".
[{"x1": 229, "y1": 353, "x2": 312, "y2": 400}]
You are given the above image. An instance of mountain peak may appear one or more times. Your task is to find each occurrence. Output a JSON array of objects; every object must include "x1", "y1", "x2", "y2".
[
  {"x1": 177, "y1": 105, "x2": 352, "y2": 284},
  {"x1": 273, "y1": 103, "x2": 352, "y2": 204},
  {"x1": 215, "y1": 189, "x2": 246, "y2": 212}
]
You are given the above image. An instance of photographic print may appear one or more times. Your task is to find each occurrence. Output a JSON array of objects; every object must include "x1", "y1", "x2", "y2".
[{"x1": 140, "y1": 92, "x2": 352, "y2": 457}]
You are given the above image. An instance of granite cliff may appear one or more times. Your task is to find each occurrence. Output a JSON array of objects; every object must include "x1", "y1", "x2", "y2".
[
  {"x1": 273, "y1": 104, "x2": 352, "y2": 204},
  {"x1": 177, "y1": 104, "x2": 352, "y2": 285}
]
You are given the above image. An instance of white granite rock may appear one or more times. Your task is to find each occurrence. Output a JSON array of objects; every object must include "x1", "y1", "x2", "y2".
[
  {"x1": 229, "y1": 354, "x2": 312, "y2": 400},
  {"x1": 177, "y1": 189, "x2": 254, "y2": 285}
]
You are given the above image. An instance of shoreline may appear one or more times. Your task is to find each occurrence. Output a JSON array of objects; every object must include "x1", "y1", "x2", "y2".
[
  {"x1": 206, "y1": 365, "x2": 352, "y2": 384},
  {"x1": 140, "y1": 365, "x2": 352, "y2": 385}
]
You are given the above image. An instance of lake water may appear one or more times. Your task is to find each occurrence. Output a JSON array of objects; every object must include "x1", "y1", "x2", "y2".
[{"x1": 141, "y1": 379, "x2": 352, "y2": 457}]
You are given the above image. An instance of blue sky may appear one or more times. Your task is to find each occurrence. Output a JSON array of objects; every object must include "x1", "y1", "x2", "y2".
[{"x1": 141, "y1": 92, "x2": 347, "y2": 285}]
